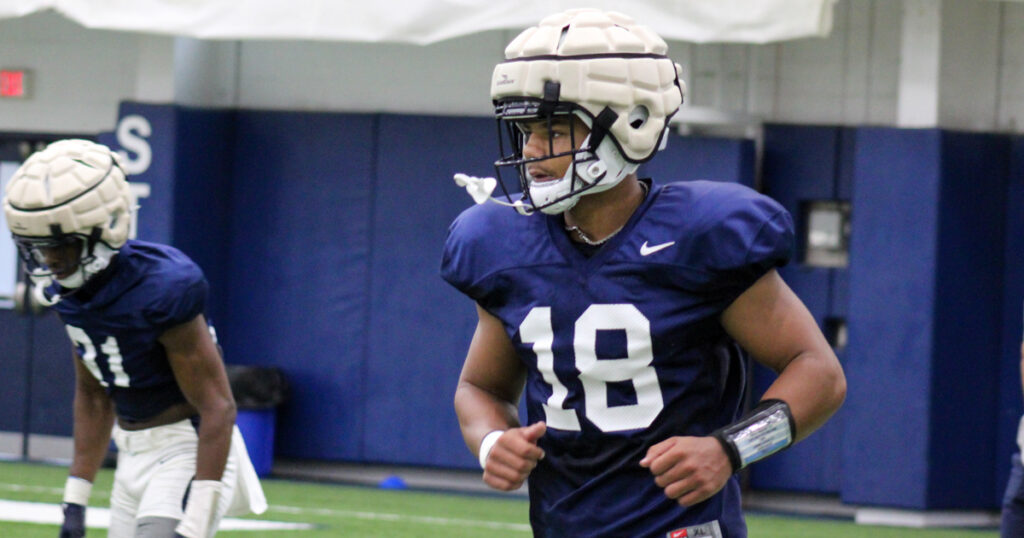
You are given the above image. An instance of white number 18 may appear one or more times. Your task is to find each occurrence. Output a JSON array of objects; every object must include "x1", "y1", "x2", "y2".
[{"x1": 520, "y1": 304, "x2": 664, "y2": 432}]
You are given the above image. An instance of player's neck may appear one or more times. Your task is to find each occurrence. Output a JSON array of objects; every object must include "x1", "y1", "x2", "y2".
[{"x1": 563, "y1": 176, "x2": 645, "y2": 245}]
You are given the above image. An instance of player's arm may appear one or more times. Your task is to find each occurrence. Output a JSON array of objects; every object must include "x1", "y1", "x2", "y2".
[
  {"x1": 454, "y1": 303, "x2": 545, "y2": 491},
  {"x1": 61, "y1": 349, "x2": 115, "y2": 537},
  {"x1": 162, "y1": 313, "x2": 235, "y2": 538},
  {"x1": 642, "y1": 269, "x2": 845, "y2": 506},
  {"x1": 68, "y1": 349, "x2": 115, "y2": 483},
  {"x1": 721, "y1": 269, "x2": 846, "y2": 442},
  {"x1": 162, "y1": 313, "x2": 236, "y2": 481}
]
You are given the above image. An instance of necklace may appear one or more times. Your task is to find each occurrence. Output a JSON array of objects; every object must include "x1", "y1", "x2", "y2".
[
  {"x1": 564, "y1": 181, "x2": 650, "y2": 246},
  {"x1": 565, "y1": 222, "x2": 624, "y2": 246}
]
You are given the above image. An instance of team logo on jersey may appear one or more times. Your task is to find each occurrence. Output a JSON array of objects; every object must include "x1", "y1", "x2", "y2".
[
  {"x1": 640, "y1": 240, "x2": 675, "y2": 256},
  {"x1": 667, "y1": 520, "x2": 723, "y2": 538}
]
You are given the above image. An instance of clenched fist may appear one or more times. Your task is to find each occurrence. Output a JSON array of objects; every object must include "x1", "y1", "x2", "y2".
[{"x1": 639, "y1": 436, "x2": 733, "y2": 506}]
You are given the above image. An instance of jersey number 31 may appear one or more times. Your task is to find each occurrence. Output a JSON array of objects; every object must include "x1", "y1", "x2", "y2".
[{"x1": 66, "y1": 325, "x2": 130, "y2": 387}]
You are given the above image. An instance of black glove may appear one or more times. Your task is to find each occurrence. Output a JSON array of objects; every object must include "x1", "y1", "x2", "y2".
[{"x1": 59, "y1": 503, "x2": 86, "y2": 538}]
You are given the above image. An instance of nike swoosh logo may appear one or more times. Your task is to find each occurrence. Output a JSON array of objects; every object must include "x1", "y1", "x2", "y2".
[{"x1": 640, "y1": 240, "x2": 676, "y2": 256}]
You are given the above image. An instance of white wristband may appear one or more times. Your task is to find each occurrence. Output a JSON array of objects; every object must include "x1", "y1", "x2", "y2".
[
  {"x1": 63, "y1": 476, "x2": 92, "y2": 506},
  {"x1": 478, "y1": 430, "x2": 505, "y2": 469},
  {"x1": 175, "y1": 480, "x2": 223, "y2": 538}
]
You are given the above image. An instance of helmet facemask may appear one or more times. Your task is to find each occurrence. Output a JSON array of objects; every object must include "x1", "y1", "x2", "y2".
[
  {"x1": 14, "y1": 228, "x2": 117, "y2": 288},
  {"x1": 493, "y1": 81, "x2": 640, "y2": 215}
]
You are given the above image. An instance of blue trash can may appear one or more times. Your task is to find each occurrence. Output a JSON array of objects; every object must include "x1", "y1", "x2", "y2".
[
  {"x1": 227, "y1": 366, "x2": 289, "y2": 477},
  {"x1": 235, "y1": 408, "x2": 276, "y2": 477}
]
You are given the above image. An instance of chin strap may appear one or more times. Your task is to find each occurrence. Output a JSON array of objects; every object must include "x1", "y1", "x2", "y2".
[
  {"x1": 30, "y1": 242, "x2": 120, "y2": 307},
  {"x1": 28, "y1": 271, "x2": 62, "y2": 307}
]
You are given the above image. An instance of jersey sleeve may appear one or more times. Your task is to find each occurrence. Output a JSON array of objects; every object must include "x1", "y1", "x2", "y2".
[
  {"x1": 441, "y1": 217, "x2": 466, "y2": 287},
  {"x1": 142, "y1": 263, "x2": 209, "y2": 333},
  {"x1": 440, "y1": 204, "x2": 506, "y2": 305},
  {"x1": 689, "y1": 188, "x2": 794, "y2": 305}
]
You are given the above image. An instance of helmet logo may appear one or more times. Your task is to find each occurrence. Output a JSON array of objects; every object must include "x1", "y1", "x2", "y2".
[{"x1": 496, "y1": 73, "x2": 514, "y2": 86}]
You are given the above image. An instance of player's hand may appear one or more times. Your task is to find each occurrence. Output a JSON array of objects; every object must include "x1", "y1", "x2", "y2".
[
  {"x1": 482, "y1": 421, "x2": 546, "y2": 491},
  {"x1": 175, "y1": 479, "x2": 222, "y2": 538},
  {"x1": 639, "y1": 435, "x2": 732, "y2": 507},
  {"x1": 59, "y1": 503, "x2": 86, "y2": 538}
]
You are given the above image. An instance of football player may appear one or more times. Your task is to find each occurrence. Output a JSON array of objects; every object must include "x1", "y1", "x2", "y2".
[
  {"x1": 2, "y1": 139, "x2": 266, "y2": 538},
  {"x1": 442, "y1": 9, "x2": 847, "y2": 537}
]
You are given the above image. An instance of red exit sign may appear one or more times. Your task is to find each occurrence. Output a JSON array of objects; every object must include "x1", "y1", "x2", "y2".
[{"x1": 0, "y1": 70, "x2": 29, "y2": 98}]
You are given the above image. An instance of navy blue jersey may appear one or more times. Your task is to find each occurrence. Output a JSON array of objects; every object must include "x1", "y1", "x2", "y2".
[
  {"x1": 441, "y1": 180, "x2": 793, "y2": 538},
  {"x1": 52, "y1": 240, "x2": 209, "y2": 423}
]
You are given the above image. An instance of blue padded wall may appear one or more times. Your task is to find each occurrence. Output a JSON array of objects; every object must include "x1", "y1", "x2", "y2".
[
  {"x1": 844, "y1": 127, "x2": 942, "y2": 508},
  {"x1": 929, "y1": 132, "x2": 1006, "y2": 508},
  {"x1": 170, "y1": 107, "x2": 236, "y2": 329},
  {"x1": 26, "y1": 313, "x2": 75, "y2": 436},
  {"x1": 226, "y1": 111, "x2": 377, "y2": 460},
  {"x1": 997, "y1": 136, "x2": 1024, "y2": 504},
  {"x1": 0, "y1": 143, "x2": 31, "y2": 438},
  {"x1": 640, "y1": 134, "x2": 755, "y2": 187},
  {"x1": 0, "y1": 311, "x2": 72, "y2": 438},
  {"x1": 844, "y1": 128, "x2": 1007, "y2": 509},
  {"x1": 831, "y1": 129, "x2": 855, "y2": 321},
  {"x1": 0, "y1": 311, "x2": 31, "y2": 435},
  {"x1": 363, "y1": 114, "x2": 497, "y2": 468},
  {"x1": 748, "y1": 125, "x2": 853, "y2": 494}
]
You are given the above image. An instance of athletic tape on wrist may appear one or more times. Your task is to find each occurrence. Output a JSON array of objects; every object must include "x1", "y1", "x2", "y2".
[
  {"x1": 712, "y1": 399, "x2": 795, "y2": 473},
  {"x1": 478, "y1": 430, "x2": 505, "y2": 469},
  {"x1": 175, "y1": 480, "x2": 222, "y2": 538},
  {"x1": 63, "y1": 476, "x2": 92, "y2": 506}
]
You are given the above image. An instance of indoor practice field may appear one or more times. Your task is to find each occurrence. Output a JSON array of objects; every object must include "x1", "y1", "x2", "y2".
[{"x1": 0, "y1": 460, "x2": 998, "y2": 537}]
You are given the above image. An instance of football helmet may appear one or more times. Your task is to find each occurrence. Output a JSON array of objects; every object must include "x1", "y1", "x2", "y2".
[
  {"x1": 490, "y1": 8, "x2": 685, "y2": 215},
  {"x1": 3, "y1": 139, "x2": 135, "y2": 302}
]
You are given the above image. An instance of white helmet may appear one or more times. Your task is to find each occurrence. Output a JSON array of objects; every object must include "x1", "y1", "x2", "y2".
[
  {"x1": 3, "y1": 139, "x2": 135, "y2": 297},
  {"x1": 490, "y1": 9, "x2": 686, "y2": 214}
]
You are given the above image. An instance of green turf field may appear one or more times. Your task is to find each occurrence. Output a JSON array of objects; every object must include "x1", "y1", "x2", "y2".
[{"x1": 0, "y1": 460, "x2": 998, "y2": 537}]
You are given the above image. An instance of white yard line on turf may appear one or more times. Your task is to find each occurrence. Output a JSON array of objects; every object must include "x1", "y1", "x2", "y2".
[
  {"x1": 0, "y1": 482, "x2": 531, "y2": 532},
  {"x1": 0, "y1": 499, "x2": 313, "y2": 530},
  {"x1": 0, "y1": 483, "x2": 68, "y2": 495},
  {"x1": 267, "y1": 505, "x2": 532, "y2": 532}
]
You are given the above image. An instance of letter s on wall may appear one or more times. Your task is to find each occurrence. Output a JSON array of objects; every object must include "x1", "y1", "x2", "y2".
[{"x1": 116, "y1": 115, "x2": 153, "y2": 175}]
